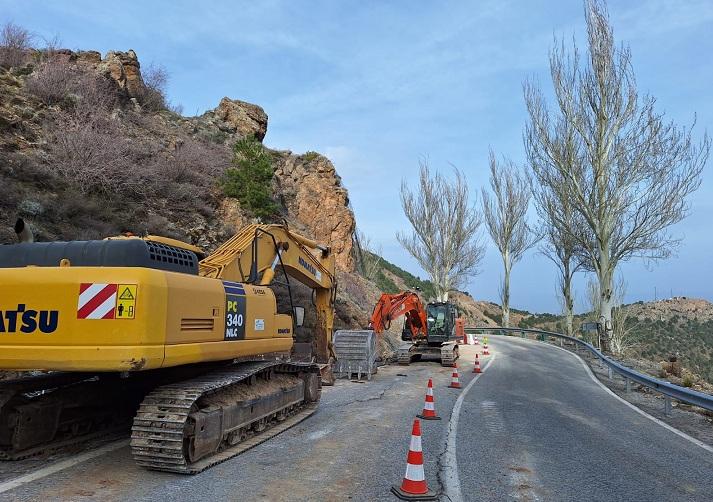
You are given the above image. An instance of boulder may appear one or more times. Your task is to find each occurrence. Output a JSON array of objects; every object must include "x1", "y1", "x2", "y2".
[{"x1": 195, "y1": 97, "x2": 268, "y2": 142}]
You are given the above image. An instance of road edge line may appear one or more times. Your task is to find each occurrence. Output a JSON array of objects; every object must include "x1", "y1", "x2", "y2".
[
  {"x1": 506, "y1": 336, "x2": 713, "y2": 455},
  {"x1": 442, "y1": 353, "x2": 497, "y2": 502},
  {"x1": 0, "y1": 439, "x2": 129, "y2": 495}
]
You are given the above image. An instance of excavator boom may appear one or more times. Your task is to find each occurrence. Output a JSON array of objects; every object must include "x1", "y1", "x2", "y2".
[
  {"x1": 368, "y1": 291, "x2": 427, "y2": 340},
  {"x1": 199, "y1": 224, "x2": 337, "y2": 363}
]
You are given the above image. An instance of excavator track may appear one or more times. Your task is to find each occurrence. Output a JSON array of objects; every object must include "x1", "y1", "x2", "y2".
[
  {"x1": 0, "y1": 372, "x2": 150, "y2": 460},
  {"x1": 440, "y1": 342, "x2": 459, "y2": 367},
  {"x1": 130, "y1": 360, "x2": 320, "y2": 474},
  {"x1": 397, "y1": 344, "x2": 414, "y2": 365}
]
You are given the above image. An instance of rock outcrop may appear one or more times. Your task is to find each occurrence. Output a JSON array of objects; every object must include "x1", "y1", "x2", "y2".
[
  {"x1": 97, "y1": 50, "x2": 146, "y2": 99},
  {"x1": 195, "y1": 97, "x2": 269, "y2": 142},
  {"x1": 1, "y1": 46, "x2": 356, "y2": 273},
  {"x1": 274, "y1": 152, "x2": 355, "y2": 271}
]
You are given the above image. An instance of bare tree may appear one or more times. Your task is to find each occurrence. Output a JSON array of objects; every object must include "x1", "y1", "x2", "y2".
[
  {"x1": 586, "y1": 275, "x2": 639, "y2": 355},
  {"x1": 482, "y1": 152, "x2": 537, "y2": 327},
  {"x1": 0, "y1": 22, "x2": 33, "y2": 68},
  {"x1": 398, "y1": 160, "x2": 485, "y2": 301},
  {"x1": 524, "y1": 0, "x2": 709, "y2": 350},
  {"x1": 140, "y1": 62, "x2": 169, "y2": 111},
  {"x1": 531, "y1": 118, "x2": 583, "y2": 337}
]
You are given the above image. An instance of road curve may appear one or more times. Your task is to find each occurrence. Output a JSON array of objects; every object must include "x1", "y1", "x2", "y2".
[
  {"x1": 2, "y1": 338, "x2": 712, "y2": 501},
  {"x1": 456, "y1": 336, "x2": 713, "y2": 501}
]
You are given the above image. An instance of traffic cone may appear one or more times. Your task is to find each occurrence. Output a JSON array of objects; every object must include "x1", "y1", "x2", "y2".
[
  {"x1": 417, "y1": 378, "x2": 441, "y2": 420},
  {"x1": 483, "y1": 344, "x2": 490, "y2": 356},
  {"x1": 448, "y1": 363, "x2": 461, "y2": 389},
  {"x1": 472, "y1": 353, "x2": 482, "y2": 374},
  {"x1": 391, "y1": 419, "x2": 437, "y2": 501},
  {"x1": 474, "y1": 336, "x2": 480, "y2": 345}
]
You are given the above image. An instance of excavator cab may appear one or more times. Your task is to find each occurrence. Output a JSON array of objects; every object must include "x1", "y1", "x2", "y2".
[{"x1": 425, "y1": 302, "x2": 457, "y2": 345}]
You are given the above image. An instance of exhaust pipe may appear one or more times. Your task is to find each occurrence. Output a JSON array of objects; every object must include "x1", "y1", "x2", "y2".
[{"x1": 14, "y1": 218, "x2": 34, "y2": 243}]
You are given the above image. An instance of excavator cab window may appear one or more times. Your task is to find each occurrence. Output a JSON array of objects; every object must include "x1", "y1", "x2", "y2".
[
  {"x1": 427, "y1": 304, "x2": 448, "y2": 337},
  {"x1": 293, "y1": 306, "x2": 305, "y2": 327}
]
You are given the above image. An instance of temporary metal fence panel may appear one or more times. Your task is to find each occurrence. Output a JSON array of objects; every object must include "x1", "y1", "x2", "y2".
[{"x1": 332, "y1": 330, "x2": 378, "y2": 381}]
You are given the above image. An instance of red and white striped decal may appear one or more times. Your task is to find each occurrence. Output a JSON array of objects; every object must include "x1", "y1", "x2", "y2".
[{"x1": 77, "y1": 283, "x2": 117, "y2": 319}]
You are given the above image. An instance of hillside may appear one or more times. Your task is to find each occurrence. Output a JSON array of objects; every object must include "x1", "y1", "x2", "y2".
[
  {"x1": 364, "y1": 251, "x2": 528, "y2": 327},
  {"x1": 0, "y1": 42, "x2": 389, "y2": 361},
  {"x1": 519, "y1": 298, "x2": 713, "y2": 386}
]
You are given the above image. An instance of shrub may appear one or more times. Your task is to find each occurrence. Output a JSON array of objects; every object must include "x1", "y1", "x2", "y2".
[
  {"x1": 375, "y1": 270, "x2": 399, "y2": 294},
  {"x1": 220, "y1": 136, "x2": 278, "y2": 220},
  {"x1": 140, "y1": 62, "x2": 168, "y2": 111},
  {"x1": 0, "y1": 22, "x2": 32, "y2": 68},
  {"x1": 682, "y1": 374, "x2": 694, "y2": 388},
  {"x1": 302, "y1": 151, "x2": 320, "y2": 162},
  {"x1": 26, "y1": 57, "x2": 76, "y2": 105}
]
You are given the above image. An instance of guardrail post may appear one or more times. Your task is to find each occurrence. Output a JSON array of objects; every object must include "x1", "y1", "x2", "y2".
[
  {"x1": 624, "y1": 377, "x2": 631, "y2": 394},
  {"x1": 664, "y1": 396, "x2": 672, "y2": 416},
  {"x1": 607, "y1": 367, "x2": 613, "y2": 380},
  {"x1": 559, "y1": 338, "x2": 563, "y2": 347}
]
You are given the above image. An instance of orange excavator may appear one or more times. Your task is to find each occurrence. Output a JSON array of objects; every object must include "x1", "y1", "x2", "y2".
[
  {"x1": 367, "y1": 292, "x2": 461, "y2": 366},
  {"x1": 368, "y1": 291, "x2": 427, "y2": 340}
]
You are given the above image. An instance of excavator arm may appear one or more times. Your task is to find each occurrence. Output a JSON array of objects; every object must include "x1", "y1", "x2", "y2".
[
  {"x1": 199, "y1": 224, "x2": 337, "y2": 363},
  {"x1": 368, "y1": 291, "x2": 427, "y2": 341}
]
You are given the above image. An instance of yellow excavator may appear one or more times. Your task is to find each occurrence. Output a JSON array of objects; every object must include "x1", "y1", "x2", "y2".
[{"x1": 0, "y1": 222, "x2": 336, "y2": 473}]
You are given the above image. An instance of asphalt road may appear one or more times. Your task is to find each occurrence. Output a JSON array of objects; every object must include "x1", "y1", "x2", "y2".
[
  {"x1": 457, "y1": 336, "x2": 713, "y2": 501},
  {"x1": 1, "y1": 338, "x2": 712, "y2": 501}
]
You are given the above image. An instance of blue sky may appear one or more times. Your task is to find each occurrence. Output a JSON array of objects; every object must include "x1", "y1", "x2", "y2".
[{"x1": 3, "y1": 0, "x2": 712, "y2": 313}]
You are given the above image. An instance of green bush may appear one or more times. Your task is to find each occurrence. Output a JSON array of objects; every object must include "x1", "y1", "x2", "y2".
[
  {"x1": 302, "y1": 151, "x2": 320, "y2": 162},
  {"x1": 220, "y1": 136, "x2": 278, "y2": 220},
  {"x1": 375, "y1": 270, "x2": 400, "y2": 294},
  {"x1": 376, "y1": 256, "x2": 436, "y2": 300},
  {"x1": 682, "y1": 374, "x2": 694, "y2": 387}
]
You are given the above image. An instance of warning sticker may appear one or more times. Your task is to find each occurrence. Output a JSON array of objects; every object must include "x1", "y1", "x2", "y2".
[{"x1": 115, "y1": 284, "x2": 137, "y2": 319}]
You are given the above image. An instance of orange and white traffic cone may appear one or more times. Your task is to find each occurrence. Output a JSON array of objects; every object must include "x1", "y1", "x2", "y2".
[
  {"x1": 391, "y1": 419, "x2": 437, "y2": 501},
  {"x1": 472, "y1": 353, "x2": 482, "y2": 374},
  {"x1": 483, "y1": 344, "x2": 490, "y2": 356},
  {"x1": 448, "y1": 363, "x2": 461, "y2": 389},
  {"x1": 474, "y1": 336, "x2": 480, "y2": 345},
  {"x1": 417, "y1": 378, "x2": 441, "y2": 420}
]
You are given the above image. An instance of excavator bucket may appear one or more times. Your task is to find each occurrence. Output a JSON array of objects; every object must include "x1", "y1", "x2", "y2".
[
  {"x1": 318, "y1": 363, "x2": 336, "y2": 386},
  {"x1": 332, "y1": 330, "x2": 378, "y2": 381}
]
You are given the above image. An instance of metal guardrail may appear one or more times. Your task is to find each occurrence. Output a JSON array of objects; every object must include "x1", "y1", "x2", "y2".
[{"x1": 465, "y1": 326, "x2": 713, "y2": 414}]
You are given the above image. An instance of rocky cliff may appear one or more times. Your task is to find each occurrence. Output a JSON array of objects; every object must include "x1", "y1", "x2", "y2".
[{"x1": 0, "y1": 47, "x2": 355, "y2": 272}]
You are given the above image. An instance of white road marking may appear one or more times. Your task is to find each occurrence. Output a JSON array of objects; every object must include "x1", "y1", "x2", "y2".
[
  {"x1": 509, "y1": 336, "x2": 713, "y2": 455},
  {"x1": 0, "y1": 440, "x2": 129, "y2": 495},
  {"x1": 549, "y1": 342, "x2": 713, "y2": 455},
  {"x1": 442, "y1": 353, "x2": 497, "y2": 502}
]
